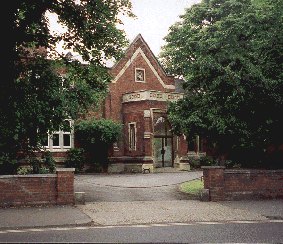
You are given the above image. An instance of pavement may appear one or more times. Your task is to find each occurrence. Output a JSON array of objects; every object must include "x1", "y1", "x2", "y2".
[
  {"x1": 0, "y1": 205, "x2": 92, "y2": 230},
  {"x1": 76, "y1": 199, "x2": 283, "y2": 226},
  {"x1": 1, "y1": 199, "x2": 282, "y2": 230},
  {"x1": 0, "y1": 200, "x2": 283, "y2": 230},
  {"x1": 0, "y1": 169, "x2": 283, "y2": 230}
]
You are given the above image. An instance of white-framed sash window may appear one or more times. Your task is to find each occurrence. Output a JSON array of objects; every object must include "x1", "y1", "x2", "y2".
[{"x1": 43, "y1": 119, "x2": 73, "y2": 151}]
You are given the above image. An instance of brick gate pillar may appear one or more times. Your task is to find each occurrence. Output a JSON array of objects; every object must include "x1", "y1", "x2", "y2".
[
  {"x1": 178, "y1": 134, "x2": 190, "y2": 170},
  {"x1": 143, "y1": 110, "x2": 153, "y2": 158},
  {"x1": 142, "y1": 110, "x2": 154, "y2": 172},
  {"x1": 202, "y1": 166, "x2": 225, "y2": 201},
  {"x1": 56, "y1": 168, "x2": 75, "y2": 205}
]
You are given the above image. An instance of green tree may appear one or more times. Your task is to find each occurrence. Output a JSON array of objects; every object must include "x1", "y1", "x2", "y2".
[
  {"x1": 0, "y1": 1, "x2": 133, "y2": 163},
  {"x1": 75, "y1": 118, "x2": 123, "y2": 172},
  {"x1": 160, "y1": 0, "x2": 283, "y2": 168}
]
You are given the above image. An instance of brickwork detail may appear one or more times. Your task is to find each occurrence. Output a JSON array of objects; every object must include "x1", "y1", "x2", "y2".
[
  {"x1": 202, "y1": 166, "x2": 283, "y2": 201},
  {"x1": 0, "y1": 168, "x2": 75, "y2": 206},
  {"x1": 202, "y1": 166, "x2": 225, "y2": 201}
]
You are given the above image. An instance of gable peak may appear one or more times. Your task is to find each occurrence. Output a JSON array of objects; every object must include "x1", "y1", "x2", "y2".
[{"x1": 111, "y1": 34, "x2": 170, "y2": 78}]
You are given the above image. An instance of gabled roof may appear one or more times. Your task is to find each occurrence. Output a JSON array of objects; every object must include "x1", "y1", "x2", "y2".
[
  {"x1": 111, "y1": 34, "x2": 173, "y2": 76},
  {"x1": 110, "y1": 34, "x2": 175, "y2": 89}
]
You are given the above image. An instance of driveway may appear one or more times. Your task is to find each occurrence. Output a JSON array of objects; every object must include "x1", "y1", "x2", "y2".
[{"x1": 74, "y1": 171, "x2": 203, "y2": 202}]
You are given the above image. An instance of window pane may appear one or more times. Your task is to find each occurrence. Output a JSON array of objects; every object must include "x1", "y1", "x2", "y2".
[
  {"x1": 63, "y1": 134, "x2": 71, "y2": 147},
  {"x1": 164, "y1": 138, "x2": 172, "y2": 167},
  {"x1": 136, "y1": 69, "x2": 145, "y2": 81},
  {"x1": 129, "y1": 124, "x2": 135, "y2": 150},
  {"x1": 154, "y1": 138, "x2": 163, "y2": 167},
  {"x1": 53, "y1": 134, "x2": 59, "y2": 146}
]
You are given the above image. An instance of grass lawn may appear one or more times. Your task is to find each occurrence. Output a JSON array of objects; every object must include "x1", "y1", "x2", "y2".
[{"x1": 181, "y1": 179, "x2": 204, "y2": 194}]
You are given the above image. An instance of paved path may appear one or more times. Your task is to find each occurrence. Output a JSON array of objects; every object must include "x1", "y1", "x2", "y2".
[
  {"x1": 74, "y1": 171, "x2": 283, "y2": 226},
  {"x1": 74, "y1": 171, "x2": 202, "y2": 202},
  {"x1": 77, "y1": 200, "x2": 269, "y2": 226},
  {"x1": 0, "y1": 170, "x2": 282, "y2": 230},
  {"x1": 0, "y1": 205, "x2": 92, "y2": 229}
]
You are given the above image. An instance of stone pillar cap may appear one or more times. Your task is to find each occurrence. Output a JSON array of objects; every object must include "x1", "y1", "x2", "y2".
[
  {"x1": 56, "y1": 168, "x2": 75, "y2": 172},
  {"x1": 201, "y1": 166, "x2": 225, "y2": 169}
]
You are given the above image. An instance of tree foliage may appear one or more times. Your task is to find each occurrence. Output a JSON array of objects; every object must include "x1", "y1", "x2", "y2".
[
  {"x1": 75, "y1": 118, "x2": 123, "y2": 170},
  {"x1": 160, "y1": 0, "x2": 283, "y2": 168},
  {"x1": 75, "y1": 118, "x2": 123, "y2": 147},
  {"x1": 0, "y1": 0, "x2": 133, "y2": 162}
]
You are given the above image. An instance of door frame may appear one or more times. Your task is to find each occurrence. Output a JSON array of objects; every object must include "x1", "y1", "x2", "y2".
[{"x1": 154, "y1": 135, "x2": 174, "y2": 167}]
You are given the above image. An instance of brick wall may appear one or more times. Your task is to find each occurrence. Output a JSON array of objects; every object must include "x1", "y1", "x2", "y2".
[
  {"x1": 202, "y1": 166, "x2": 225, "y2": 201},
  {"x1": 202, "y1": 166, "x2": 283, "y2": 201},
  {"x1": 0, "y1": 168, "x2": 75, "y2": 207},
  {"x1": 106, "y1": 35, "x2": 175, "y2": 123}
]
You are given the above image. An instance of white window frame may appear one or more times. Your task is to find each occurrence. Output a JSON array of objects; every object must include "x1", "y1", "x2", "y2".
[
  {"x1": 51, "y1": 131, "x2": 61, "y2": 149},
  {"x1": 62, "y1": 122, "x2": 72, "y2": 148},
  {"x1": 44, "y1": 119, "x2": 74, "y2": 152},
  {"x1": 128, "y1": 122, "x2": 137, "y2": 151},
  {"x1": 135, "y1": 68, "x2": 145, "y2": 83}
]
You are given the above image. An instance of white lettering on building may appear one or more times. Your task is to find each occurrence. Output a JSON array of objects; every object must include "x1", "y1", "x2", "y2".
[{"x1": 123, "y1": 91, "x2": 183, "y2": 103}]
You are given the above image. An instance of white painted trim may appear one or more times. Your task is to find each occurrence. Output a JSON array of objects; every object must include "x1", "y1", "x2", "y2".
[
  {"x1": 144, "y1": 110, "x2": 151, "y2": 118},
  {"x1": 122, "y1": 90, "x2": 184, "y2": 103},
  {"x1": 56, "y1": 168, "x2": 75, "y2": 172},
  {"x1": 113, "y1": 47, "x2": 175, "y2": 90}
]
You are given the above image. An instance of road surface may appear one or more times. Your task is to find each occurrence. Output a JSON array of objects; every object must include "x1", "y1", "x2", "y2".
[
  {"x1": 1, "y1": 222, "x2": 283, "y2": 243},
  {"x1": 74, "y1": 171, "x2": 202, "y2": 202}
]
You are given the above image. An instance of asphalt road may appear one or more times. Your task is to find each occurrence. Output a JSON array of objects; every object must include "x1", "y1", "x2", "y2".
[
  {"x1": 74, "y1": 171, "x2": 203, "y2": 202},
  {"x1": 1, "y1": 222, "x2": 283, "y2": 243}
]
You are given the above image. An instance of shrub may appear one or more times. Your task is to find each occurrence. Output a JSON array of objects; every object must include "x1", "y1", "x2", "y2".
[
  {"x1": 91, "y1": 162, "x2": 103, "y2": 173},
  {"x1": 30, "y1": 157, "x2": 41, "y2": 174},
  {"x1": 25, "y1": 152, "x2": 57, "y2": 174},
  {"x1": 42, "y1": 151, "x2": 56, "y2": 173},
  {"x1": 189, "y1": 158, "x2": 200, "y2": 169},
  {"x1": 75, "y1": 118, "x2": 123, "y2": 171},
  {"x1": 66, "y1": 148, "x2": 86, "y2": 173},
  {"x1": 189, "y1": 156, "x2": 219, "y2": 169},
  {"x1": 0, "y1": 150, "x2": 57, "y2": 175},
  {"x1": 199, "y1": 156, "x2": 213, "y2": 166},
  {"x1": 17, "y1": 165, "x2": 33, "y2": 175}
]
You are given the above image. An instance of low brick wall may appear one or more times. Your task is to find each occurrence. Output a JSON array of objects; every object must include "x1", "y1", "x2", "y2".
[
  {"x1": 202, "y1": 166, "x2": 283, "y2": 201},
  {"x1": 0, "y1": 168, "x2": 75, "y2": 207}
]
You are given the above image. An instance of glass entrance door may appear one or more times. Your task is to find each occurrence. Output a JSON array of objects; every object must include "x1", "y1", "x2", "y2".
[
  {"x1": 154, "y1": 137, "x2": 173, "y2": 167},
  {"x1": 153, "y1": 112, "x2": 173, "y2": 167}
]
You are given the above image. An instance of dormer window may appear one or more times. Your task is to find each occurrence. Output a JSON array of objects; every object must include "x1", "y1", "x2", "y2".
[{"x1": 135, "y1": 68, "x2": 145, "y2": 82}]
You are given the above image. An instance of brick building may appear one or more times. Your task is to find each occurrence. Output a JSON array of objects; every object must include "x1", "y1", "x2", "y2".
[
  {"x1": 42, "y1": 34, "x2": 205, "y2": 172},
  {"x1": 101, "y1": 34, "x2": 193, "y2": 173}
]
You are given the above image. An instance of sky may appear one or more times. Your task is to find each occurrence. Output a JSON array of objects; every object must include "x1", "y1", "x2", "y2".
[
  {"x1": 47, "y1": 0, "x2": 202, "y2": 62},
  {"x1": 117, "y1": 0, "x2": 202, "y2": 56}
]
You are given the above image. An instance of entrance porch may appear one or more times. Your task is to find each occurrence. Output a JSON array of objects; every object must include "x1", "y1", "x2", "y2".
[{"x1": 108, "y1": 90, "x2": 189, "y2": 173}]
